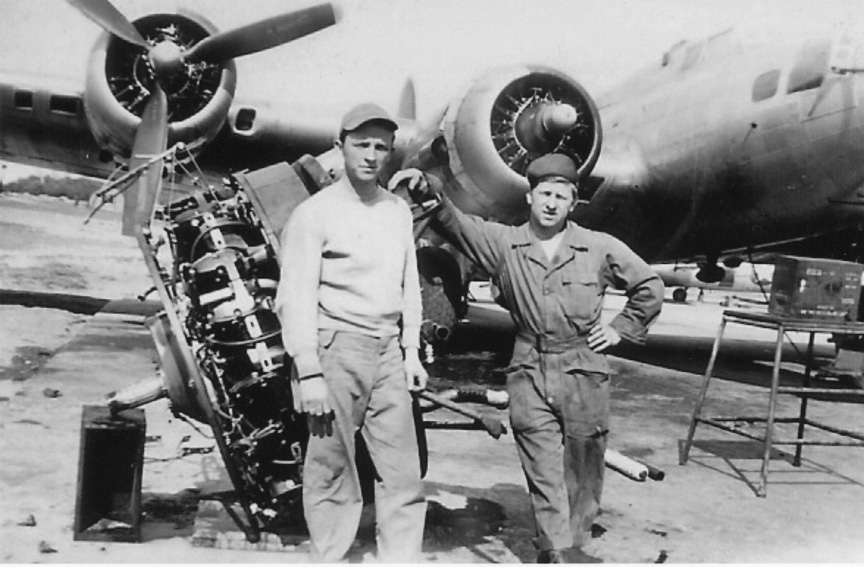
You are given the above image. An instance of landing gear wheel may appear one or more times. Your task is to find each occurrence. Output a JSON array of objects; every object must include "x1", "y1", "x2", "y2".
[
  {"x1": 421, "y1": 278, "x2": 458, "y2": 344},
  {"x1": 672, "y1": 288, "x2": 688, "y2": 303},
  {"x1": 417, "y1": 247, "x2": 466, "y2": 346}
]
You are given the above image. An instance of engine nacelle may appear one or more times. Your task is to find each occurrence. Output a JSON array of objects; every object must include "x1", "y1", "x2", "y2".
[
  {"x1": 431, "y1": 66, "x2": 602, "y2": 224},
  {"x1": 83, "y1": 12, "x2": 237, "y2": 160}
]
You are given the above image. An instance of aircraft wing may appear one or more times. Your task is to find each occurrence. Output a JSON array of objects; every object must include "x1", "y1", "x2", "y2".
[
  {"x1": 0, "y1": 71, "x2": 107, "y2": 178},
  {"x1": 0, "y1": 70, "x2": 337, "y2": 180}
]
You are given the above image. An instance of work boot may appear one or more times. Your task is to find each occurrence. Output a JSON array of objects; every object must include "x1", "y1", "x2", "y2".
[{"x1": 537, "y1": 549, "x2": 564, "y2": 563}]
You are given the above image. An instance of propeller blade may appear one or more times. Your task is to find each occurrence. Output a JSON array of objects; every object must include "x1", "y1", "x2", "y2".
[
  {"x1": 122, "y1": 84, "x2": 168, "y2": 236},
  {"x1": 67, "y1": 0, "x2": 149, "y2": 49},
  {"x1": 185, "y1": 3, "x2": 337, "y2": 63},
  {"x1": 398, "y1": 78, "x2": 417, "y2": 121}
]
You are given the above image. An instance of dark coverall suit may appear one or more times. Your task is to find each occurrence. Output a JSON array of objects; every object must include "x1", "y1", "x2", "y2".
[{"x1": 430, "y1": 196, "x2": 663, "y2": 552}]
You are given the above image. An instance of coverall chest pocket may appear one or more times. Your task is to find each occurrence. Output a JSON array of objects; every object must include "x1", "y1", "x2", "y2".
[{"x1": 561, "y1": 275, "x2": 600, "y2": 322}]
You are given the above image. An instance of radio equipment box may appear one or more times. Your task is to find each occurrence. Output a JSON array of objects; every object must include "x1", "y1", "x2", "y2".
[{"x1": 768, "y1": 256, "x2": 863, "y2": 320}]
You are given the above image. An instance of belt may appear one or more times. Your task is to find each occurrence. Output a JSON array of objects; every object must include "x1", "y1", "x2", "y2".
[{"x1": 516, "y1": 330, "x2": 588, "y2": 354}]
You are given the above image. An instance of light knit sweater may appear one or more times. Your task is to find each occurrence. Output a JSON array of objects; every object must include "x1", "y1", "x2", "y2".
[{"x1": 275, "y1": 177, "x2": 421, "y2": 378}]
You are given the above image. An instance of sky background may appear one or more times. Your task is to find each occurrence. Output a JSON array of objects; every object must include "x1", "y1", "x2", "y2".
[{"x1": 0, "y1": 0, "x2": 861, "y2": 177}]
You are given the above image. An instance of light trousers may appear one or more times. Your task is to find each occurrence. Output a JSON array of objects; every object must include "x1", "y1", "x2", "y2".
[{"x1": 302, "y1": 330, "x2": 426, "y2": 562}]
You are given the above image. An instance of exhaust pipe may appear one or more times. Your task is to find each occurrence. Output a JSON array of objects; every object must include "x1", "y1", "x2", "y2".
[{"x1": 432, "y1": 323, "x2": 451, "y2": 342}]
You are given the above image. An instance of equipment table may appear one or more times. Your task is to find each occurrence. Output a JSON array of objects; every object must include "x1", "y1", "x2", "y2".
[{"x1": 680, "y1": 309, "x2": 864, "y2": 496}]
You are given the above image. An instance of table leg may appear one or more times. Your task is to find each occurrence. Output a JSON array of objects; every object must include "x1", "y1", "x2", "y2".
[
  {"x1": 793, "y1": 332, "x2": 815, "y2": 467},
  {"x1": 681, "y1": 316, "x2": 727, "y2": 465},
  {"x1": 758, "y1": 324, "x2": 785, "y2": 497}
]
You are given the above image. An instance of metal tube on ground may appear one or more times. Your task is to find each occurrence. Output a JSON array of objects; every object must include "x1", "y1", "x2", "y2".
[
  {"x1": 643, "y1": 462, "x2": 666, "y2": 481},
  {"x1": 605, "y1": 449, "x2": 648, "y2": 482},
  {"x1": 107, "y1": 375, "x2": 167, "y2": 415}
]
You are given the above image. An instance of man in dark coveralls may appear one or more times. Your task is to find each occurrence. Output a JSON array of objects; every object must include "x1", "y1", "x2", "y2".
[{"x1": 390, "y1": 154, "x2": 664, "y2": 563}]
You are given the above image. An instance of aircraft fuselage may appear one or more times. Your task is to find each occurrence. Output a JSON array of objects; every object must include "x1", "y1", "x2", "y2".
[
  {"x1": 579, "y1": 27, "x2": 864, "y2": 263},
  {"x1": 3, "y1": 23, "x2": 864, "y2": 269}
]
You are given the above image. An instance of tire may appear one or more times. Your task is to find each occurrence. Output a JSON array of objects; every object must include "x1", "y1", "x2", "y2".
[{"x1": 417, "y1": 247, "x2": 466, "y2": 346}]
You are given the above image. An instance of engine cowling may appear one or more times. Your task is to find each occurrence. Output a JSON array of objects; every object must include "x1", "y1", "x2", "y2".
[
  {"x1": 434, "y1": 66, "x2": 601, "y2": 224},
  {"x1": 83, "y1": 12, "x2": 236, "y2": 161}
]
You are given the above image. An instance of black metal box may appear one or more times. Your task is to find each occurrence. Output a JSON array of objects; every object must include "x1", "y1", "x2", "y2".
[
  {"x1": 768, "y1": 256, "x2": 863, "y2": 320},
  {"x1": 233, "y1": 162, "x2": 312, "y2": 250},
  {"x1": 74, "y1": 405, "x2": 146, "y2": 543}
]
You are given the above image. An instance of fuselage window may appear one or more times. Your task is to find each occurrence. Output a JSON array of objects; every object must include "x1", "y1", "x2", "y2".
[
  {"x1": 49, "y1": 95, "x2": 80, "y2": 115},
  {"x1": 14, "y1": 90, "x2": 33, "y2": 110},
  {"x1": 787, "y1": 40, "x2": 831, "y2": 94},
  {"x1": 752, "y1": 69, "x2": 780, "y2": 102}
]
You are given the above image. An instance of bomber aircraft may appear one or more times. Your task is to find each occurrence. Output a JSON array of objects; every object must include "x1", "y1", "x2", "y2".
[
  {"x1": 2, "y1": 2, "x2": 864, "y2": 335},
  {"x1": 2, "y1": 0, "x2": 864, "y2": 543}
]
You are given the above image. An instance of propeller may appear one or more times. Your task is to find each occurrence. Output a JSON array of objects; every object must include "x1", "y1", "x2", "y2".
[
  {"x1": 184, "y1": 4, "x2": 338, "y2": 64},
  {"x1": 69, "y1": 1, "x2": 337, "y2": 73},
  {"x1": 398, "y1": 78, "x2": 417, "y2": 121},
  {"x1": 121, "y1": 83, "x2": 168, "y2": 236},
  {"x1": 67, "y1": 0, "x2": 339, "y2": 234},
  {"x1": 68, "y1": 0, "x2": 149, "y2": 49}
]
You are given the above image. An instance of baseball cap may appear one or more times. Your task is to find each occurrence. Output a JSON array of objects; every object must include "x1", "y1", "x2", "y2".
[
  {"x1": 339, "y1": 103, "x2": 398, "y2": 135},
  {"x1": 525, "y1": 154, "x2": 580, "y2": 187}
]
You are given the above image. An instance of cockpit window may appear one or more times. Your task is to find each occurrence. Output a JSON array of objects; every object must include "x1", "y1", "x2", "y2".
[
  {"x1": 787, "y1": 40, "x2": 831, "y2": 94},
  {"x1": 752, "y1": 69, "x2": 780, "y2": 102}
]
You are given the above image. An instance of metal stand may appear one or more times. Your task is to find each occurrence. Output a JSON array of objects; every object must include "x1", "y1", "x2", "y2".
[{"x1": 680, "y1": 310, "x2": 864, "y2": 496}]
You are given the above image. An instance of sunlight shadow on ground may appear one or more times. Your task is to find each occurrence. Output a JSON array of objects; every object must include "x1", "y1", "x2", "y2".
[{"x1": 678, "y1": 439, "x2": 864, "y2": 496}]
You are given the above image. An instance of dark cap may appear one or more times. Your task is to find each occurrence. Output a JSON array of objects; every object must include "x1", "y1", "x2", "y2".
[
  {"x1": 339, "y1": 102, "x2": 398, "y2": 135},
  {"x1": 525, "y1": 154, "x2": 579, "y2": 187}
]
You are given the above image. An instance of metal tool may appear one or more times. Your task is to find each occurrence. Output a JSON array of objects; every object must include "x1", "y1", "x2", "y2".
[{"x1": 417, "y1": 390, "x2": 507, "y2": 439}]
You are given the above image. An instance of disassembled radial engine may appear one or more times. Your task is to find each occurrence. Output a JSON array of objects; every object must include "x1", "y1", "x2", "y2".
[{"x1": 111, "y1": 165, "x2": 320, "y2": 541}]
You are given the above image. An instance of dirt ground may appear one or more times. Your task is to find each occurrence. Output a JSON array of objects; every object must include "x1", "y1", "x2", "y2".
[{"x1": 2, "y1": 192, "x2": 864, "y2": 563}]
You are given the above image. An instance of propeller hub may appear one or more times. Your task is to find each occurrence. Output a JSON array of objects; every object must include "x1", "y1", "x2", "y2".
[
  {"x1": 541, "y1": 104, "x2": 578, "y2": 137},
  {"x1": 149, "y1": 41, "x2": 185, "y2": 77},
  {"x1": 515, "y1": 102, "x2": 579, "y2": 155}
]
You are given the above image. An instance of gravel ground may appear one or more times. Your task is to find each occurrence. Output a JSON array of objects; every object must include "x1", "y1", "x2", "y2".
[{"x1": 2, "y1": 193, "x2": 864, "y2": 563}]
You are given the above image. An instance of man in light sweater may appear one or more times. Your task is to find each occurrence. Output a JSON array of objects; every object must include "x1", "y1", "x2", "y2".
[{"x1": 275, "y1": 103, "x2": 427, "y2": 562}]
